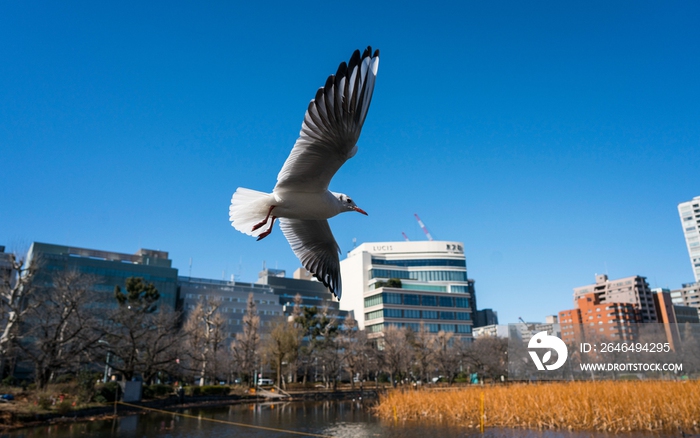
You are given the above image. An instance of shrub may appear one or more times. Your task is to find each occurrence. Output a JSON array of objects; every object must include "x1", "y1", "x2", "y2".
[
  {"x1": 95, "y1": 382, "x2": 120, "y2": 403},
  {"x1": 2, "y1": 376, "x2": 18, "y2": 387},
  {"x1": 77, "y1": 371, "x2": 101, "y2": 403},
  {"x1": 185, "y1": 385, "x2": 229, "y2": 396},
  {"x1": 36, "y1": 395, "x2": 52, "y2": 410},
  {"x1": 143, "y1": 384, "x2": 173, "y2": 399},
  {"x1": 55, "y1": 400, "x2": 72, "y2": 415}
]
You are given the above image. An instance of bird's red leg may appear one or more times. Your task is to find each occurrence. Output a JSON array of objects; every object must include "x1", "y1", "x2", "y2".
[
  {"x1": 252, "y1": 205, "x2": 276, "y2": 231},
  {"x1": 256, "y1": 216, "x2": 277, "y2": 241}
]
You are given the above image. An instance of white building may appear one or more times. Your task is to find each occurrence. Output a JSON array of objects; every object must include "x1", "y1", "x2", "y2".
[
  {"x1": 679, "y1": 196, "x2": 700, "y2": 283},
  {"x1": 339, "y1": 241, "x2": 474, "y2": 339}
]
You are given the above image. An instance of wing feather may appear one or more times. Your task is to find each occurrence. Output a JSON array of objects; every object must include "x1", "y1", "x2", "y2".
[
  {"x1": 275, "y1": 47, "x2": 379, "y2": 192},
  {"x1": 279, "y1": 218, "x2": 342, "y2": 299}
]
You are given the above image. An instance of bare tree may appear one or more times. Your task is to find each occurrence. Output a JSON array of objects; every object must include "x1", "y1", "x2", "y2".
[
  {"x1": 138, "y1": 307, "x2": 181, "y2": 384},
  {"x1": 183, "y1": 297, "x2": 227, "y2": 386},
  {"x1": 314, "y1": 306, "x2": 342, "y2": 389},
  {"x1": 409, "y1": 322, "x2": 435, "y2": 384},
  {"x1": 340, "y1": 314, "x2": 371, "y2": 389},
  {"x1": 294, "y1": 304, "x2": 337, "y2": 384},
  {"x1": 15, "y1": 271, "x2": 104, "y2": 388},
  {"x1": 0, "y1": 251, "x2": 36, "y2": 377},
  {"x1": 230, "y1": 293, "x2": 260, "y2": 384},
  {"x1": 263, "y1": 317, "x2": 302, "y2": 389},
  {"x1": 463, "y1": 336, "x2": 508, "y2": 382},
  {"x1": 381, "y1": 325, "x2": 412, "y2": 387},
  {"x1": 433, "y1": 331, "x2": 464, "y2": 384},
  {"x1": 105, "y1": 277, "x2": 180, "y2": 382}
]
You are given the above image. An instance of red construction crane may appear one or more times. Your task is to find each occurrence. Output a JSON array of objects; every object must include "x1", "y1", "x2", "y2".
[
  {"x1": 414, "y1": 214, "x2": 434, "y2": 241},
  {"x1": 401, "y1": 232, "x2": 410, "y2": 241}
]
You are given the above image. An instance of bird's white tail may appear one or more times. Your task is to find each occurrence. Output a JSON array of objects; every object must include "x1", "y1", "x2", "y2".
[{"x1": 229, "y1": 188, "x2": 275, "y2": 238}]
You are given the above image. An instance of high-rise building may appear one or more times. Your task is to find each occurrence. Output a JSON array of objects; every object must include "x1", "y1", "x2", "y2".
[
  {"x1": 339, "y1": 241, "x2": 474, "y2": 339},
  {"x1": 573, "y1": 274, "x2": 658, "y2": 323},
  {"x1": 559, "y1": 292, "x2": 639, "y2": 344},
  {"x1": 27, "y1": 242, "x2": 179, "y2": 309},
  {"x1": 678, "y1": 196, "x2": 700, "y2": 283},
  {"x1": 670, "y1": 281, "x2": 700, "y2": 311}
]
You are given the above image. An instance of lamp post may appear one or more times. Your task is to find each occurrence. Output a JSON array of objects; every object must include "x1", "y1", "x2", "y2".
[{"x1": 98, "y1": 340, "x2": 111, "y2": 383}]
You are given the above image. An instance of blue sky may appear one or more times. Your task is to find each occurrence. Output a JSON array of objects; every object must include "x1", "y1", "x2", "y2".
[{"x1": 1, "y1": 1, "x2": 699, "y2": 324}]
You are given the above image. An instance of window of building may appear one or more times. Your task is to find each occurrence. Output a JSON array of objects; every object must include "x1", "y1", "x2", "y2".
[
  {"x1": 405, "y1": 322, "x2": 420, "y2": 331},
  {"x1": 384, "y1": 308, "x2": 402, "y2": 318},
  {"x1": 454, "y1": 297, "x2": 469, "y2": 308},
  {"x1": 404, "y1": 309, "x2": 420, "y2": 318},
  {"x1": 456, "y1": 325, "x2": 472, "y2": 333},
  {"x1": 450, "y1": 285, "x2": 471, "y2": 293},
  {"x1": 422, "y1": 295, "x2": 437, "y2": 306},
  {"x1": 456, "y1": 312, "x2": 470, "y2": 320},
  {"x1": 439, "y1": 296, "x2": 454, "y2": 307},
  {"x1": 440, "y1": 311, "x2": 456, "y2": 320},
  {"x1": 422, "y1": 310, "x2": 438, "y2": 319},
  {"x1": 365, "y1": 310, "x2": 383, "y2": 320},
  {"x1": 371, "y1": 258, "x2": 466, "y2": 268},
  {"x1": 426, "y1": 324, "x2": 439, "y2": 333},
  {"x1": 367, "y1": 324, "x2": 384, "y2": 333},
  {"x1": 403, "y1": 294, "x2": 420, "y2": 305},
  {"x1": 385, "y1": 293, "x2": 402, "y2": 304},
  {"x1": 370, "y1": 269, "x2": 467, "y2": 282},
  {"x1": 440, "y1": 324, "x2": 456, "y2": 332},
  {"x1": 364, "y1": 294, "x2": 383, "y2": 307}
]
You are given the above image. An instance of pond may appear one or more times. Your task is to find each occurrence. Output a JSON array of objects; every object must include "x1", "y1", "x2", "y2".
[{"x1": 1, "y1": 400, "x2": 676, "y2": 438}]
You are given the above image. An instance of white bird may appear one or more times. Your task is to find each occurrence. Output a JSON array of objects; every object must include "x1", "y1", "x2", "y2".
[{"x1": 229, "y1": 47, "x2": 380, "y2": 300}]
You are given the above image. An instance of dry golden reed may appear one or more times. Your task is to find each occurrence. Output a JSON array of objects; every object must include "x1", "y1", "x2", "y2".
[{"x1": 375, "y1": 381, "x2": 700, "y2": 433}]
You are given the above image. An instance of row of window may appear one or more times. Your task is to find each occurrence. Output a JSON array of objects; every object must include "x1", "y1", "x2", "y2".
[
  {"x1": 370, "y1": 269, "x2": 467, "y2": 282},
  {"x1": 364, "y1": 292, "x2": 470, "y2": 308},
  {"x1": 184, "y1": 305, "x2": 280, "y2": 316},
  {"x1": 371, "y1": 258, "x2": 466, "y2": 268},
  {"x1": 367, "y1": 322, "x2": 472, "y2": 334},
  {"x1": 365, "y1": 308, "x2": 471, "y2": 321}
]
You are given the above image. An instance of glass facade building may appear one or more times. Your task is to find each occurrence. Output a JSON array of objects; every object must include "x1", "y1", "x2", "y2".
[
  {"x1": 339, "y1": 241, "x2": 474, "y2": 339},
  {"x1": 27, "y1": 242, "x2": 179, "y2": 310}
]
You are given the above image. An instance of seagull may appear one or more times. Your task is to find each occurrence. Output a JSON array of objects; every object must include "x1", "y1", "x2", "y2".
[{"x1": 229, "y1": 47, "x2": 380, "y2": 300}]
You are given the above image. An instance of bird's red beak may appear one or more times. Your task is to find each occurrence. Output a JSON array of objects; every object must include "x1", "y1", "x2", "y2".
[{"x1": 353, "y1": 206, "x2": 368, "y2": 216}]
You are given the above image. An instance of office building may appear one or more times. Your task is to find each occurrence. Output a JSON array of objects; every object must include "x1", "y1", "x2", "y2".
[
  {"x1": 26, "y1": 242, "x2": 179, "y2": 309},
  {"x1": 474, "y1": 308, "x2": 499, "y2": 327},
  {"x1": 339, "y1": 241, "x2": 474, "y2": 339},
  {"x1": 573, "y1": 274, "x2": 658, "y2": 323},
  {"x1": 257, "y1": 267, "x2": 350, "y2": 323},
  {"x1": 678, "y1": 196, "x2": 700, "y2": 282},
  {"x1": 179, "y1": 276, "x2": 283, "y2": 338}
]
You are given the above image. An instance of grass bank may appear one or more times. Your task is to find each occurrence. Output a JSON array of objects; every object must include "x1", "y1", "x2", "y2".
[{"x1": 375, "y1": 381, "x2": 700, "y2": 433}]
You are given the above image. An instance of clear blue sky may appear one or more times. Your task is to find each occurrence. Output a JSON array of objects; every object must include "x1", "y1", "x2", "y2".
[{"x1": 2, "y1": 1, "x2": 699, "y2": 324}]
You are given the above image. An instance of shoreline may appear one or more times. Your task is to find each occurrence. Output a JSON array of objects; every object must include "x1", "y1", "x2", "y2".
[{"x1": 0, "y1": 388, "x2": 380, "y2": 431}]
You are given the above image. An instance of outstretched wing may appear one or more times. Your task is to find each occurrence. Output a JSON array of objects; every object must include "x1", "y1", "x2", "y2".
[
  {"x1": 279, "y1": 218, "x2": 342, "y2": 299},
  {"x1": 275, "y1": 47, "x2": 380, "y2": 193}
]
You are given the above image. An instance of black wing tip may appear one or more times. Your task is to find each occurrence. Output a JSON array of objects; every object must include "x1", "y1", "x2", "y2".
[
  {"x1": 361, "y1": 46, "x2": 379, "y2": 60},
  {"x1": 312, "y1": 270, "x2": 341, "y2": 300},
  {"x1": 336, "y1": 61, "x2": 347, "y2": 78}
]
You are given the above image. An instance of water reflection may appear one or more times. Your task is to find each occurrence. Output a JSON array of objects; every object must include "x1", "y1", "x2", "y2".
[{"x1": 1, "y1": 400, "x2": 678, "y2": 438}]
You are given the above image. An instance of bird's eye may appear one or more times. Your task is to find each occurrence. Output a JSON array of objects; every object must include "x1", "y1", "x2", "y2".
[{"x1": 347, "y1": 198, "x2": 353, "y2": 203}]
